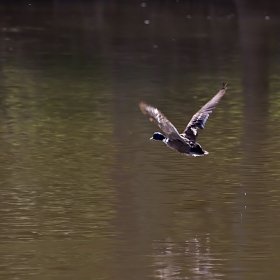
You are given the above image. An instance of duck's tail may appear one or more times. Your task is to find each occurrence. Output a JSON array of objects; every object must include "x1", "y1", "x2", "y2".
[{"x1": 190, "y1": 144, "x2": 208, "y2": 157}]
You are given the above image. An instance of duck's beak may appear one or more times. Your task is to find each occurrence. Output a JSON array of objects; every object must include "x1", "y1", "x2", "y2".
[{"x1": 149, "y1": 137, "x2": 153, "y2": 140}]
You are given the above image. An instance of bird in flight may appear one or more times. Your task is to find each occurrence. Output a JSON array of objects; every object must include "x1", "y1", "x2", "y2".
[{"x1": 139, "y1": 83, "x2": 227, "y2": 157}]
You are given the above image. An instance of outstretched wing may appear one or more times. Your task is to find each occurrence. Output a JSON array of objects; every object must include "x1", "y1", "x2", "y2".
[
  {"x1": 183, "y1": 83, "x2": 227, "y2": 142},
  {"x1": 139, "y1": 101, "x2": 184, "y2": 141}
]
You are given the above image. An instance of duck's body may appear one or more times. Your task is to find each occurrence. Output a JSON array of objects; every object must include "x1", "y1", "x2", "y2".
[
  {"x1": 152, "y1": 132, "x2": 206, "y2": 156},
  {"x1": 139, "y1": 83, "x2": 227, "y2": 157}
]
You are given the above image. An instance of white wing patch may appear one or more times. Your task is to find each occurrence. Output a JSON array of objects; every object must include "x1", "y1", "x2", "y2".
[
  {"x1": 199, "y1": 114, "x2": 209, "y2": 128},
  {"x1": 191, "y1": 127, "x2": 197, "y2": 135}
]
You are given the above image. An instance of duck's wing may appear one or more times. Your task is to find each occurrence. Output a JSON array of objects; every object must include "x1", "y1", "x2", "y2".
[
  {"x1": 183, "y1": 83, "x2": 227, "y2": 142},
  {"x1": 139, "y1": 101, "x2": 184, "y2": 141}
]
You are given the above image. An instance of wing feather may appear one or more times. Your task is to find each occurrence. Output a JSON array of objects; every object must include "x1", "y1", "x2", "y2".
[
  {"x1": 139, "y1": 101, "x2": 184, "y2": 141},
  {"x1": 184, "y1": 83, "x2": 227, "y2": 142}
]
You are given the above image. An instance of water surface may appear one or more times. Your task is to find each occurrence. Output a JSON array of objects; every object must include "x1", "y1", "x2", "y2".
[{"x1": 0, "y1": 1, "x2": 280, "y2": 280}]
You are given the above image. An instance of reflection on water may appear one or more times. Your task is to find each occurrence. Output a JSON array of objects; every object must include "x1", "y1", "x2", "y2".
[
  {"x1": 153, "y1": 236, "x2": 225, "y2": 279},
  {"x1": 1, "y1": 1, "x2": 280, "y2": 280}
]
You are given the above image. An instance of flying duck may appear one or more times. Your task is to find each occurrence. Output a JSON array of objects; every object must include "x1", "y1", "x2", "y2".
[{"x1": 139, "y1": 83, "x2": 227, "y2": 157}]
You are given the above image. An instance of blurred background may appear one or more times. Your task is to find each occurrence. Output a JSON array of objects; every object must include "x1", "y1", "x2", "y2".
[{"x1": 0, "y1": 0, "x2": 280, "y2": 279}]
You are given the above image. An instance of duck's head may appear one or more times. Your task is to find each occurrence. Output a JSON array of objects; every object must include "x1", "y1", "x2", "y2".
[{"x1": 150, "y1": 132, "x2": 166, "y2": 141}]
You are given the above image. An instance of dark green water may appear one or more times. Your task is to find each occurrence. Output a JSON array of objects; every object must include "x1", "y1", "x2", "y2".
[{"x1": 0, "y1": 1, "x2": 280, "y2": 280}]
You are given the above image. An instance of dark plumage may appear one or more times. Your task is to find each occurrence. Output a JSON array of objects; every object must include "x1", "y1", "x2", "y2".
[{"x1": 139, "y1": 83, "x2": 227, "y2": 157}]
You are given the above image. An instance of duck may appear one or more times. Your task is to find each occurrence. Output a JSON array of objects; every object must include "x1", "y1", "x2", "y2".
[{"x1": 139, "y1": 83, "x2": 227, "y2": 157}]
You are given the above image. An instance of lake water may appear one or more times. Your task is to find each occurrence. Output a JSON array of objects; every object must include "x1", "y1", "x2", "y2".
[{"x1": 1, "y1": 1, "x2": 280, "y2": 280}]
